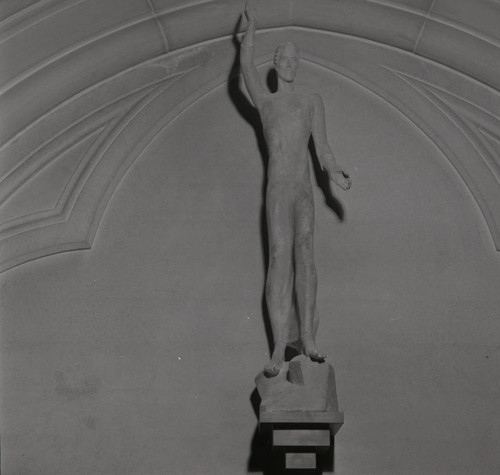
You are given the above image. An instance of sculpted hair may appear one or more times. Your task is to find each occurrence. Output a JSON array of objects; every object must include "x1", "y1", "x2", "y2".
[{"x1": 273, "y1": 41, "x2": 300, "y2": 67}]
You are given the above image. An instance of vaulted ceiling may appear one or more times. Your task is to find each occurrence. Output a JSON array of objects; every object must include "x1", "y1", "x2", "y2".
[{"x1": 1, "y1": 0, "x2": 500, "y2": 271}]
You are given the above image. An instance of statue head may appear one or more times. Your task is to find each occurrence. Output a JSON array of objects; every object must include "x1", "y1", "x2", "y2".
[{"x1": 273, "y1": 41, "x2": 300, "y2": 83}]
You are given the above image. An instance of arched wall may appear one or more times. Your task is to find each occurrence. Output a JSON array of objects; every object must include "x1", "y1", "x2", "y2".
[
  {"x1": 1, "y1": 0, "x2": 500, "y2": 270},
  {"x1": 1, "y1": 1, "x2": 500, "y2": 474}
]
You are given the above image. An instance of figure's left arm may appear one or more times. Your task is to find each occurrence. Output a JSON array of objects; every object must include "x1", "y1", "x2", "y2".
[{"x1": 311, "y1": 94, "x2": 352, "y2": 191}]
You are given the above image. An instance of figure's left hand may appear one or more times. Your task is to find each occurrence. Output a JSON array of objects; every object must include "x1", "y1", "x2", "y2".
[{"x1": 331, "y1": 169, "x2": 352, "y2": 190}]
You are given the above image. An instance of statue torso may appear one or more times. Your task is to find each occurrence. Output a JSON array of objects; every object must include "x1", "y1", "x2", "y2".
[{"x1": 259, "y1": 92, "x2": 313, "y2": 186}]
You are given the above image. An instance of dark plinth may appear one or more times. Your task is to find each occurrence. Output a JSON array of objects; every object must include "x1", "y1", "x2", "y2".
[{"x1": 255, "y1": 355, "x2": 344, "y2": 472}]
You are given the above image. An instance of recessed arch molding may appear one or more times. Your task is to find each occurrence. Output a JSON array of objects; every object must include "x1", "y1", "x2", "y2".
[{"x1": 1, "y1": 0, "x2": 499, "y2": 271}]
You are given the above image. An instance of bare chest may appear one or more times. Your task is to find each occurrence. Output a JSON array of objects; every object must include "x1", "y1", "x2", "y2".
[{"x1": 260, "y1": 94, "x2": 312, "y2": 137}]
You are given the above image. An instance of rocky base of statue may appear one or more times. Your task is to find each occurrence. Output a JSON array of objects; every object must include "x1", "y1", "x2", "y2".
[{"x1": 255, "y1": 355, "x2": 344, "y2": 472}]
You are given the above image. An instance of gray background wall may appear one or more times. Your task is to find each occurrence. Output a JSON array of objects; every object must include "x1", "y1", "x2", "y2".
[{"x1": 1, "y1": 1, "x2": 500, "y2": 474}]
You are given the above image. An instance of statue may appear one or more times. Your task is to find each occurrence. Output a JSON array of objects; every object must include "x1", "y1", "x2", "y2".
[{"x1": 240, "y1": 3, "x2": 351, "y2": 377}]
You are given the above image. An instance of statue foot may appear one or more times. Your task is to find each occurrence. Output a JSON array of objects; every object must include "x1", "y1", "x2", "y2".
[
  {"x1": 301, "y1": 336, "x2": 326, "y2": 363},
  {"x1": 264, "y1": 343, "x2": 286, "y2": 378},
  {"x1": 264, "y1": 359, "x2": 283, "y2": 378},
  {"x1": 306, "y1": 350, "x2": 326, "y2": 363}
]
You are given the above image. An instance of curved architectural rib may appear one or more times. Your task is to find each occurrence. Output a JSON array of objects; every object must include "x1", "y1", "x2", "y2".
[
  {"x1": 0, "y1": 64, "x2": 198, "y2": 271},
  {"x1": 2, "y1": 0, "x2": 499, "y2": 141},
  {"x1": 1, "y1": 2, "x2": 500, "y2": 271}
]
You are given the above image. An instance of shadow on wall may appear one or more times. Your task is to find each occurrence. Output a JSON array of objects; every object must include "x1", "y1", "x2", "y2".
[{"x1": 228, "y1": 17, "x2": 274, "y2": 357}]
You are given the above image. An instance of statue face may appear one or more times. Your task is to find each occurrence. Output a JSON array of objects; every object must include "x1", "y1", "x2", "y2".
[{"x1": 275, "y1": 43, "x2": 299, "y2": 83}]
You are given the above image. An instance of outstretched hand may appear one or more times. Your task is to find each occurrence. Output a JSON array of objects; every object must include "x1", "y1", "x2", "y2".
[{"x1": 331, "y1": 169, "x2": 352, "y2": 191}]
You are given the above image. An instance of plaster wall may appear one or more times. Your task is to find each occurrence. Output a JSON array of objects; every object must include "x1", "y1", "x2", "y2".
[
  {"x1": 1, "y1": 61, "x2": 500, "y2": 474},
  {"x1": 2, "y1": 1, "x2": 500, "y2": 474}
]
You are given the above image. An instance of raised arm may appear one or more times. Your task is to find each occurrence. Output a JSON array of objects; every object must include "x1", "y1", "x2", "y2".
[
  {"x1": 240, "y1": 3, "x2": 267, "y2": 109},
  {"x1": 311, "y1": 94, "x2": 352, "y2": 191}
]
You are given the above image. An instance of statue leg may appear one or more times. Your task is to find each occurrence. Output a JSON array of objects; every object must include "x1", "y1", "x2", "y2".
[
  {"x1": 264, "y1": 187, "x2": 294, "y2": 377},
  {"x1": 294, "y1": 187, "x2": 326, "y2": 362}
]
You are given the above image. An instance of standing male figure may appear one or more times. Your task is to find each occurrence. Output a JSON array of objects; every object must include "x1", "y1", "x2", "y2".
[{"x1": 240, "y1": 4, "x2": 351, "y2": 377}]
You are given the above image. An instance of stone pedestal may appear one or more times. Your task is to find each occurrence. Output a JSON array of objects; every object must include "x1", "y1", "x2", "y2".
[{"x1": 255, "y1": 355, "x2": 344, "y2": 472}]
